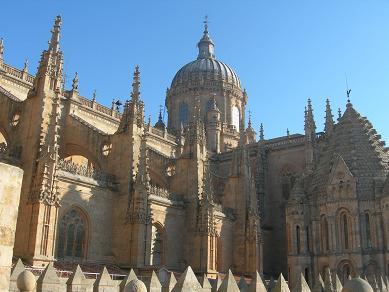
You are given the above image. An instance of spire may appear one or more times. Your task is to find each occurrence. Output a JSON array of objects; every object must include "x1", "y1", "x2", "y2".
[
  {"x1": 305, "y1": 98, "x2": 316, "y2": 134},
  {"x1": 131, "y1": 65, "x2": 141, "y2": 101},
  {"x1": 259, "y1": 123, "x2": 264, "y2": 141},
  {"x1": 197, "y1": 16, "x2": 215, "y2": 59},
  {"x1": 324, "y1": 98, "x2": 334, "y2": 135},
  {"x1": 49, "y1": 15, "x2": 62, "y2": 53},
  {"x1": 32, "y1": 15, "x2": 64, "y2": 93},
  {"x1": 338, "y1": 107, "x2": 342, "y2": 121}
]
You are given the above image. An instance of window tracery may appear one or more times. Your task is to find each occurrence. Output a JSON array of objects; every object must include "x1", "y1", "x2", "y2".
[{"x1": 57, "y1": 208, "x2": 88, "y2": 260}]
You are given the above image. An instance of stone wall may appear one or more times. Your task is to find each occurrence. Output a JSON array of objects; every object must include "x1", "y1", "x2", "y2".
[{"x1": 0, "y1": 162, "x2": 23, "y2": 291}]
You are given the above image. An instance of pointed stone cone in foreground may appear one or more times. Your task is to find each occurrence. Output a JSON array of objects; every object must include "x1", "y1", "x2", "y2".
[
  {"x1": 10, "y1": 258, "x2": 26, "y2": 281},
  {"x1": 218, "y1": 269, "x2": 239, "y2": 292},
  {"x1": 120, "y1": 269, "x2": 138, "y2": 292},
  {"x1": 148, "y1": 270, "x2": 162, "y2": 292},
  {"x1": 333, "y1": 274, "x2": 342, "y2": 292},
  {"x1": 200, "y1": 274, "x2": 212, "y2": 292},
  {"x1": 312, "y1": 274, "x2": 324, "y2": 292},
  {"x1": 293, "y1": 273, "x2": 311, "y2": 292},
  {"x1": 248, "y1": 271, "x2": 267, "y2": 292},
  {"x1": 172, "y1": 266, "x2": 202, "y2": 292},
  {"x1": 37, "y1": 261, "x2": 60, "y2": 287},
  {"x1": 163, "y1": 272, "x2": 177, "y2": 292},
  {"x1": 67, "y1": 265, "x2": 87, "y2": 291},
  {"x1": 238, "y1": 276, "x2": 249, "y2": 292},
  {"x1": 272, "y1": 273, "x2": 290, "y2": 292},
  {"x1": 95, "y1": 266, "x2": 114, "y2": 290}
]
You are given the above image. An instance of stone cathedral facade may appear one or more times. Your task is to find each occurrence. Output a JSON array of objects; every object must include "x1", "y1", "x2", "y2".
[{"x1": 0, "y1": 16, "x2": 388, "y2": 288}]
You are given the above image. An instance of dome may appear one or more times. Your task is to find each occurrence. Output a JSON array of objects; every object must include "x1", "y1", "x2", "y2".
[
  {"x1": 171, "y1": 58, "x2": 241, "y2": 89},
  {"x1": 170, "y1": 19, "x2": 241, "y2": 89},
  {"x1": 342, "y1": 277, "x2": 373, "y2": 292}
]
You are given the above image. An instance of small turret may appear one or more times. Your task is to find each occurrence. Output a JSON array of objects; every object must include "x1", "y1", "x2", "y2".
[
  {"x1": 244, "y1": 111, "x2": 256, "y2": 144},
  {"x1": 324, "y1": 98, "x2": 334, "y2": 135},
  {"x1": 154, "y1": 107, "x2": 166, "y2": 131},
  {"x1": 206, "y1": 97, "x2": 221, "y2": 153}
]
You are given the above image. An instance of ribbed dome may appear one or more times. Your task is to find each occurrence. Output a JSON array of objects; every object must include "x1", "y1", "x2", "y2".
[
  {"x1": 171, "y1": 20, "x2": 241, "y2": 89},
  {"x1": 171, "y1": 58, "x2": 241, "y2": 88}
]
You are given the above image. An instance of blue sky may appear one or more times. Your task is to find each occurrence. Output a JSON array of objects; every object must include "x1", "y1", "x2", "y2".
[{"x1": 2, "y1": 0, "x2": 389, "y2": 141}]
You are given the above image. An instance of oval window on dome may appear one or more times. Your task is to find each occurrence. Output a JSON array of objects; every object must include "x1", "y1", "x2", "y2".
[{"x1": 232, "y1": 106, "x2": 240, "y2": 132}]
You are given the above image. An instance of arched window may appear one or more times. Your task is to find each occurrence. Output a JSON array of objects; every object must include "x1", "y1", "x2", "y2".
[
  {"x1": 321, "y1": 216, "x2": 329, "y2": 252},
  {"x1": 151, "y1": 224, "x2": 164, "y2": 266},
  {"x1": 304, "y1": 267, "x2": 310, "y2": 286},
  {"x1": 296, "y1": 225, "x2": 301, "y2": 254},
  {"x1": 365, "y1": 213, "x2": 372, "y2": 248},
  {"x1": 179, "y1": 102, "x2": 189, "y2": 127},
  {"x1": 231, "y1": 106, "x2": 240, "y2": 131},
  {"x1": 340, "y1": 212, "x2": 350, "y2": 250},
  {"x1": 57, "y1": 208, "x2": 88, "y2": 259},
  {"x1": 287, "y1": 224, "x2": 292, "y2": 253}
]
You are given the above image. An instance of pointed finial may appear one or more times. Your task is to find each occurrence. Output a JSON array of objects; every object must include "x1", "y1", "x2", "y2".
[
  {"x1": 49, "y1": 15, "x2": 62, "y2": 53},
  {"x1": 0, "y1": 38, "x2": 4, "y2": 60},
  {"x1": 259, "y1": 123, "x2": 264, "y2": 141},
  {"x1": 23, "y1": 59, "x2": 29, "y2": 72},
  {"x1": 204, "y1": 15, "x2": 209, "y2": 34},
  {"x1": 248, "y1": 109, "x2": 252, "y2": 128},
  {"x1": 345, "y1": 73, "x2": 352, "y2": 103},
  {"x1": 148, "y1": 115, "x2": 151, "y2": 126},
  {"x1": 72, "y1": 72, "x2": 79, "y2": 91},
  {"x1": 287, "y1": 128, "x2": 290, "y2": 137},
  {"x1": 131, "y1": 65, "x2": 140, "y2": 101},
  {"x1": 338, "y1": 107, "x2": 342, "y2": 120}
]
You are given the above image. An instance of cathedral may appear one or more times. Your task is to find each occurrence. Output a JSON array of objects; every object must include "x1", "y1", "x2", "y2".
[{"x1": 0, "y1": 15, "x2": 389, "y2": 290}]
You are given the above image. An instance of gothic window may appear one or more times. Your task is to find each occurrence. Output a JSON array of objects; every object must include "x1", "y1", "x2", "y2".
[
  {"x1": 150, "y1": 224, "x2": 164, "y2": 266},
  {"x1": 179, "y1": 102, "x2": 188, "y2": 126},
  {"x1": 231, "y1": 106, "x2": 240, "y2": 131},
  {"x1": 296, "y1": 225, "x2": 301, "y2": 254},
  {"x1": 365, "y1": 212, "x2": 372, "y2": 248},
  {"x1": 321, "y1": 216, "x2": 329, "y2": 252},
  {"x1": 57, "y1": 208, "x2": 88, "y2": 260}
]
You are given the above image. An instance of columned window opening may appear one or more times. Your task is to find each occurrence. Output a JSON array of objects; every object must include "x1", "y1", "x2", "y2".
[{"x1": 341, "y1": 213, "x2": 350, "y2": 250}]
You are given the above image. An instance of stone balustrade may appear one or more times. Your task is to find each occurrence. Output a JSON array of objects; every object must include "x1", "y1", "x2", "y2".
[
  {"x1": 58, "y1": 159, "x2": 115, "y2": 183},
  {"x1": 9, "y1": 259, "x2": 380, "y2": 292}
]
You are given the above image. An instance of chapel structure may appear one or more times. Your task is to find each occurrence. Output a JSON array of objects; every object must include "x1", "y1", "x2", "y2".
[{"x1": 0, "y1": 16, "x2": 388, "y2": 287}]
